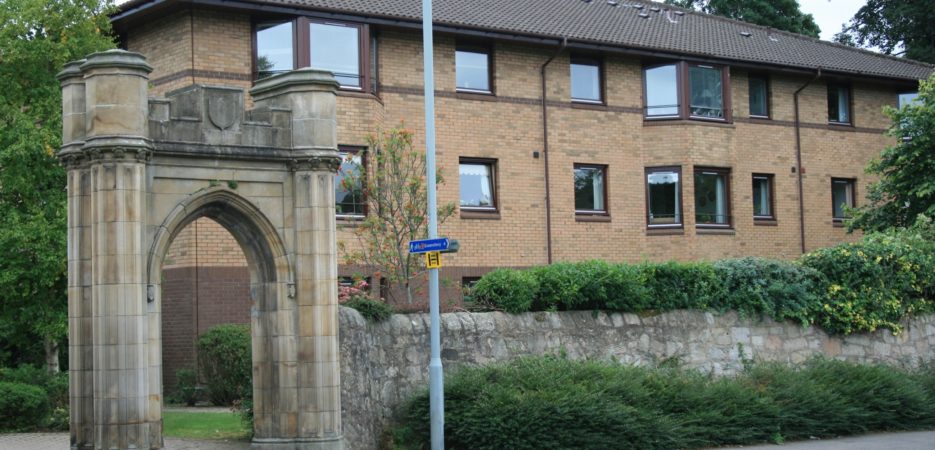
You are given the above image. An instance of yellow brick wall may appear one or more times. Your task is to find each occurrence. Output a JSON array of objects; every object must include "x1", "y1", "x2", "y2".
[{"x1": 127, "y1": 11, "x2": 906, "y2": 279}]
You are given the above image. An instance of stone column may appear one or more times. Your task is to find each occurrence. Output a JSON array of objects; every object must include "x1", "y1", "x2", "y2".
[
  {"x1": 61, "y1": 49, "x2": 157, "y2": 450},
  {"x1": 251, "y1": 70, "x2": 344, "y2": 450}
]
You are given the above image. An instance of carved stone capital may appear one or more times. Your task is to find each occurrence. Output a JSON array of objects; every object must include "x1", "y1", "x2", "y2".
[{"x1": 290, "y1": 154, "x2": 342, "y2": 173}]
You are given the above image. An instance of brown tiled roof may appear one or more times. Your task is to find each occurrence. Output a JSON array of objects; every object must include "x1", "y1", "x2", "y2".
[{"x1": 118, "y1": 0, "x2": 932, "y2": 82}]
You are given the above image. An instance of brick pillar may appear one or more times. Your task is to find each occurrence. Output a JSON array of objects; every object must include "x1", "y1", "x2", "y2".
[
  {"x1": 60, "y1": 49, "x2": 158, "y2": 450},
  {"x1": 251, "y1": 69, "x2": 344, "y2": 450}
]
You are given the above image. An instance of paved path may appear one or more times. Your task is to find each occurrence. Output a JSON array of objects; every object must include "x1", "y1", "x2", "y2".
[{"x1": 0, "y1": 433, "x2": 250, "y2": 449}]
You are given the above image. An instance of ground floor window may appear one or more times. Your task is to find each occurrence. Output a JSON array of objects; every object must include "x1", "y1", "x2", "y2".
[
  {"x1": 574, "y1": 164, "x2": 608, "y2": 215},
  {"x1": 460, "y1": 158, "x2": 497, "y2": 211},
  {"x1": 694, "y1": 167, "x2": 731, "y2": 227},
  {"x1": 646, "y1": 167, "x2": 681, "y2": 227},
  {"x1": 753, "y1": 174, "x2": 774, "y2": 220},
  {"x1": 336, "y1": 148, "x2": 365, "y2": 218},
  {"x1": 832, "y1": 178, "x2": 855, "y2": 221}
]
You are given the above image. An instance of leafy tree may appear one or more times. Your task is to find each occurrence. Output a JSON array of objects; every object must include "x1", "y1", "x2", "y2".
[
  {"x1": 338, "y1": 127, "x2": 455, "y2": 304},
  {"x1": 0, "y1": 0, "x2": 116, "y2": 372},
  {"x1": 833, "y1": 0, "x2": 935, "y2": 64},
  {"x1": 665, "y1": 0, "x2": 820, "y2": 38},
  {"x1": 848, "y1": 74, "x2": 935, "y2": 233}
]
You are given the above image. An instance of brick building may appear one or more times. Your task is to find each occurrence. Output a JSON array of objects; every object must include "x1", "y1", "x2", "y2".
[{"x1": 112, "y1": 0, "x2": 931, "y2": 387}]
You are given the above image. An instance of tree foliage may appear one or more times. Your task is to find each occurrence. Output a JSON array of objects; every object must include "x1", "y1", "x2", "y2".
[
  {"x1": 338, "y1": 127, "x2": 455, "y2": 304},
  {"x1": 834, "y1": 0, "x2": 935, "y2": 64},
  {"x1": 665, "y1": 0, "x2": 820, "y2": 38},
  {"x1": 848, "y1": 74, "x2": 935, "y2": 232},
  {"x1": 0, "y1": 0, "x2": 115, "y2": 369}
]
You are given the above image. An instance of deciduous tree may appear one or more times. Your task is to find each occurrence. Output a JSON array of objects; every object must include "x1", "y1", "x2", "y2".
[
  {"x1": 665, "y1": 0, "x2": 820, "y2": 38},
  {"x1": 833, "y1": 0, "x2": 935, "y2": 64},
  {"x1": 0, "y1": 0, "x2": 115, "y2": 371}
]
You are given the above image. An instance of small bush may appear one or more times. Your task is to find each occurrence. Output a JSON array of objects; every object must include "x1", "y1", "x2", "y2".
[
  {"x1": 171, "y1": 368, "x2": 200, "y2": 406},
  {"x1": 0, "y1": 381, "x2": 49, "y2": 432},
  {"x1": 198, "y1": 324, "x2": 251, "y2": 406},
  {"x1": 0, "y1": 364, "x2": 68, "y2": 431},
  {"x1": 470, "y1": 268, "x2": 538, "y2": 313},
  {"x1": 344, "y1": 297, "x2": 394, "y2": 322}
]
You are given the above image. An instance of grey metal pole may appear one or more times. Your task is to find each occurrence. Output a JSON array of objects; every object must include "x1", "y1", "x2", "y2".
[{"x1": 421, "y1": 0, "x2": 445, "y2": 449}]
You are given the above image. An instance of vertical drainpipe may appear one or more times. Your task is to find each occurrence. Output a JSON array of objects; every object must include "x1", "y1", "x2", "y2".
[
  {"x1": 541, "y1": 37, "x2": 567, "y2": 265},
  {"x1": 794, "y1": 68, "x2": 821, "y2": 255}
]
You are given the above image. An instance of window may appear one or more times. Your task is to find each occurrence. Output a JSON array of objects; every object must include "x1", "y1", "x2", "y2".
[
  {"x1": 828, "y1": 83, "x2": 851, "y2": 124},
  {"x1": 255, "y1": 21, "x2": 294, "y2": 79},
  {"x1": 309, "y1": 22, "x2": 361, "y2": 88},
  {"x1": 688, "y1": 65, "x2": 725, "y2": 119},
  {"x1": 644, "y1": 64, "x2": 679, "y2": 117},
  {"x1": 336, "y1": 148, "x2": 365, "y2": 218},
  {"x1": 456, "y1": 45, "x2": 491, "y2": 93},
  {"x1": 646, "y1": 167, "x2": 682, "y2": 227},
  {"x1": 831, "y1": 178, "x2": 855, "y2": 221},
  {"x1": 748, "y1": 75, "x2": 769, "y2": 118},
  {"x1": 570, "y1": 56, "x2": 602, "y2": 103},
  {"x1": 573, "y1": 164, "x2": 607, "y2": 215},
  {"x1": 459, "y1": 159, "x2": 496, "y2": 211},
  {"x1": 752, "y1": 174, "x2": 775, "y2": 221},
  {"x1": 694, "y1": 168, "x2": 731, "y2": 227},
  {"x1": 899, "y1": 92, "x2": 920, "y2": 108}
]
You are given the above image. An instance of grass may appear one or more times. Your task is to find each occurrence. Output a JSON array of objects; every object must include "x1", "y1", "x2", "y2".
[{"x1": 163, "y1": 411, "x2": 250, "y2": 441}]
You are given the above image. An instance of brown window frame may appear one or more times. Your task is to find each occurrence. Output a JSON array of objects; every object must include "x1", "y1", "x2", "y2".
[
  {"x1": 643, "y1": 61, "x2": 732, "y2": 123},
  {"x1": 459, "y1": 157, "x2": 499, "y2": 216},
  {"x1": 831, "y1": 177, "x2": 856, "y2": 223},
  {"x1": 645, "y1": 166, "x2": 683, "y2": 229},
  {"x1": 251, "y1": 19, "x2": 298, "y2": 81},
  {"x1": 570, "y1": 55, "x2": 604, "y2": 105},
  {"x1": 748, "y1": 74, "x2": 771, "y2": 119},
  {"x1": 336, "y1": 145, "x2": 368, "y2": 220},
  {"x1": 573, "y1": 163, "x2": 609, "y2": 216},
  {"x1": 752, "y1": 173, "x2": 776, "y2": 222},
  {"x1": 253, "y1": 18, "x2": 373, "y2": 94},
  {"x1": 693, "y1": 166, "x2": 733, "y2": 229},
  {"x1": 827, "y1": 82, "x2": 853, "y2": 126},
  {"x1": 455, "y1": 42, "x2": 494, "y2": 95}
]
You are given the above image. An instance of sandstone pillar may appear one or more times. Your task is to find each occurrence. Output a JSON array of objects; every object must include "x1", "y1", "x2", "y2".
[{"x1": 251, "y1": 70, "x2": 344, "y2": 450}]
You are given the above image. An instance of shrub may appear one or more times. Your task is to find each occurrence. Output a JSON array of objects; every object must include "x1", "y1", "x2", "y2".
[
  {"x1": 0, "y1": 381, "x2": 49, "y2": 432},
  {"x1": 344, "y1": 298, "x2": 394, "y2": 322},
  {"x1": 171, "y1": 368, "x2": 200, "y2": 406},
  {"x1": 637, "y1": 261, "x2": 725, "y2": 311},
  {"x1": 0, "y1": 364, "x2": 68, "y2": 430},
  {"x1": 470, "y1": 268, "x2": 538, "y2": 313},
  {"x1": 197, "y1": 324, "x2": 251, "y2": 406},
  {"x1": 396, "y1": 356, "x2": 935, "y2": 449},
  {"x1": 801, "y1": 230, "x2": 935, "y2": 334},
  {"x1": 713, "y1": 258, "x2": 820, "y2": 324}
]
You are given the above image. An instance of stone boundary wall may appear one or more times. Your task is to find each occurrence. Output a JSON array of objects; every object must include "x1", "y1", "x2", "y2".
[{"x1": 338, "y1": 307, "x2": 935, "y2": 450}]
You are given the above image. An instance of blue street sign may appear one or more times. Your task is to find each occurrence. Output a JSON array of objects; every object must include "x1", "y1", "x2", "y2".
[{"x1": 409, "y1": 238, "x2": 449, "y2": 254}]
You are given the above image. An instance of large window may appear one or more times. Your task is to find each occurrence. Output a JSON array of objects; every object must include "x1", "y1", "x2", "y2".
[
  {"x1": 645, "y1": 64, "x2": 680, "y2": 117},
  {"x1": 828, "y1": 83, "x2": 851, "y2": 124},
  {"x1": 832, "y1": 178, "x2": 855, "y2": 222},
  {"x1": 570, "y1": 56, "x2": 602, "y2": 103},
  {"x1": 460, "y1": 159, "x2": 497, "y2": 211},
  {"x1": 456, "y1": 45, "x2": 492, "y2": 93},
  {"x1": 644, "y1": 62, "x2": 729, "y2": 121},
  {"x1": 752, "y1": 174, "x2": 775, "y2": 221},
  {"x1": 748, "y1": 75, "x2": 769, "y2": 118},
  {"x1": 253, "y1": 19, "x2": 373, "y2": 92},
  {"x1": 309, "y1": 22, "x2": 361, "y2": 88},
  {"x1": 255, "y1": 21, "x2": 294, "y2": 79},
  {"x1": 694, "y1": 167, "x2": 731, "y2": 227},
  {"x1": 574, "y1": 164, "x2": 607, "y2": 215},
  {"x1": 336, "y1": 148, "x2": 365, "y2": 218},
  {"x1": 646, "y1": 167, "x2": 682, "y2": 227}
]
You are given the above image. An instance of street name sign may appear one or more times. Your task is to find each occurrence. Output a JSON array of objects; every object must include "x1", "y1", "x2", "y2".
[{"x1": 409, "y1": 238, "x2": 449, "y2": 254}]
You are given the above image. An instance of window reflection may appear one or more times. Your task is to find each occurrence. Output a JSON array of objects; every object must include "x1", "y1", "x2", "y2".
[
  {"x1": 256, "y1": 22, "x2": 294, "y2": 79},
  {"x1": 310, "y1": 23, "x2": 361, "y2": 88}
]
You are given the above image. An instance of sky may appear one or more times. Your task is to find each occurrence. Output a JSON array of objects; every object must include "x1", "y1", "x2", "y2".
[{"x1": 798, "y1": 0, "x2": 867, "y2": 41}]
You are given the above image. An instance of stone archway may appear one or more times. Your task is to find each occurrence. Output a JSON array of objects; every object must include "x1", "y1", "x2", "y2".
[{"x1": 59, "y1": 49, "x2": 344, "y2": 450}]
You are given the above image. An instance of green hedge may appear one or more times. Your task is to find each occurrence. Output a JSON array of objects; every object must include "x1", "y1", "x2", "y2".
[
  {"x1": 395, "y1": 356, "x2": 935, "y2": 449},
  {"x1": 0, "y1": 381, "x2": 50, "y2": 432},
  {"x1": 198, "y1": 324, "x2": 251, "y2": 406},
  {"x1": 0, "y1": 365, "x2": 68, "y2": 431},
  {"x1": 470, "y1": 228, "x2": 935, "y2": 335}
]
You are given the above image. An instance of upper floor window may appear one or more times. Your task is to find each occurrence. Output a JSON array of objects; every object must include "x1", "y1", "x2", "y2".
[
  {"x1": 646, "y1": 167, "x2": 682, "y2": 227},
  {"x1": 570, "y1": 56, "x2": 602, "y2": 103},
  {"x1": 256, "y1": 22, "x2": 295, "y2": 79},
  {"x1": 460, "y1": 158, "x2": 497, "y2": 211},
  {"x1": 752, "y1": 174, "x2": 775, "y2": 221},
  {"x1": 336, "y1": 147, "x2": 365, "y2": 218},
  {"x1": 574, "y1": 164, "x2": 608, "y2": 215},
  {"x1": 828, "y1": 83, "x2": 851, "y2": 124},
  {"x1": 456, "y1": 44, "x2": 492, "y2": 93},
  {"x1": 832, "y1": 178, "x2": 855, "y2": 222},
  {"x1": 252, "y1": 19, "x2": 373, "y2": 92},
  {"x1": 644, "y1": 62, "x2": 730, "y2": 122},
  {"x1": 748, "y1": 75, "x2": 769, "y2": 118},
  {"x1": 694, "y1": 167, "x2": 731, "y2": 227},
  {"x1": 899, "y1": 92, "x2": 920, "y2": 108}
]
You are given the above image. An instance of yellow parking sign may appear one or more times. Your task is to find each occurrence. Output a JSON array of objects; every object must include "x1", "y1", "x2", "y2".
[{"x1": 425, "y1": 251, "x2": 442, "y2": 269}]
